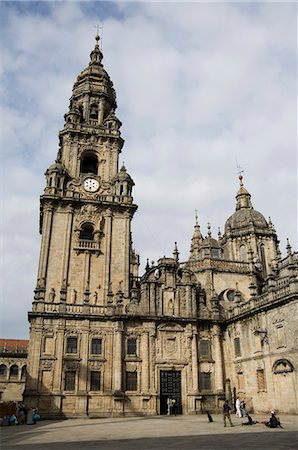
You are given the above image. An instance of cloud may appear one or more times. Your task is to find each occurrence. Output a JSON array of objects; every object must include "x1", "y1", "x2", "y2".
[{"x1": 0, "y1": 1, "x2": 296, "y2": 338}]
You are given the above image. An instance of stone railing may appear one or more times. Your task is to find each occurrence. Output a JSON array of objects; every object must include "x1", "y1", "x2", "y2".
[{"x1": 226, "y1": 279, "x2": 296, "y2": 320}]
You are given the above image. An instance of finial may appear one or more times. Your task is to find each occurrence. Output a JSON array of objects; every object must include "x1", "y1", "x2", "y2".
[
  {"x1": 195, "y1": 209, "x2": 198, "y2": 225},
  {"x1": 94, "y1": 25, "x2": 102, "y2": 45},
  {"x1": 286, "y1": 238, "x2": 292, "y2": 256},
  {"x1": 218, "y1": 227, "x2": 222, "y2": 239},
  {"x1": 236, "y1": 162, "x2": 244, "y2": 186},
  {"x1": 207, "y1": 222, "x2": 212, "y2": 237},
  {"x1": 145, "y1": 258, "x2": 150, "y2": 271},
  {"x1": 120, "y1": 162, "x2": 126, "y2": 171},
  {"x1": 173, "y1": 241, "x2": 179, "y2": 262}
]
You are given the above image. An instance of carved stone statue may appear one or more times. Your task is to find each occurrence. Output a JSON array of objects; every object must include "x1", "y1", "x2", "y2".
[{"x1": 49, "y1": 288, "x2": 56, "y2": 302}]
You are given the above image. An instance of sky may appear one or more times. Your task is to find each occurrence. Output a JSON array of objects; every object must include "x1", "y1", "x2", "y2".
[{"x1": 0, "y1": 1, "x2": 297, "y2": 339}]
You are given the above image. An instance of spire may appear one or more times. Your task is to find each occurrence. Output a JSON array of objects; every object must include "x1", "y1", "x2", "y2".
[
  {"x1": 89, "y1": 32, "x2": 103, "y2": 66},
  {"x1": 173, "y1": 242, "x2": 179, "y2": 262},
  {"x1": 236, "y1": 174, "x2": 253, "y2": 211},
  {"x1": 189, "y1": 212, "x2": 203, "y2": 260}
]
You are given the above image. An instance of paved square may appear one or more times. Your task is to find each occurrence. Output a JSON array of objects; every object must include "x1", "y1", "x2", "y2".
[{"x1": 1, "y1": 414, "x2": 297, "y2": 450}]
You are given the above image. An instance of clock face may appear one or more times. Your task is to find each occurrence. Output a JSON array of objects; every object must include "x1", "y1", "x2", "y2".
[{"x1": 84, "y1": 178, "x2": 99, "y2": 192}]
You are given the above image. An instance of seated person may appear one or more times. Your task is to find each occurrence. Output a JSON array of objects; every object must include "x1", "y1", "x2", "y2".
[{"x1": 265, "y1": 411, "x2": 283, "y2": 428}]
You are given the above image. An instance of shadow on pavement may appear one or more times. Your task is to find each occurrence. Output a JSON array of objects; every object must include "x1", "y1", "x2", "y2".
[{"x1": 3, "y1": 431, "x2": 298, "y2": 450}]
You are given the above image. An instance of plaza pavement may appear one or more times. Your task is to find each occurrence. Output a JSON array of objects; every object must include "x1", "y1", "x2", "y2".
[{"x1": 1, "y1": 414, "x2": 297, "y2": 450}]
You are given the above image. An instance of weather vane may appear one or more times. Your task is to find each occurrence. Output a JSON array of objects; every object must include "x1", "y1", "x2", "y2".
[{"x1": 94, "y1": 24, "x2": 103, "y2": 49}]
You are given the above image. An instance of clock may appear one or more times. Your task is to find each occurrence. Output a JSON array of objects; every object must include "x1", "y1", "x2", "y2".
[{"x1": 84, "y1": 178, "x2": 99, "y2": 192}]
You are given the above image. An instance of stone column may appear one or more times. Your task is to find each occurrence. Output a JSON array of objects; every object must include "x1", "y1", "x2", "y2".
[
  {"x1": 123, "y1": 211, "x2": 131, "y2": 297},
  {"x1": 78, "y1": 326, "x2": 89, "y2": 393},
  {"x1": 25, "y1": 322, "x2": 43, "y2": 391},
  {"x1": 141, "y1": 330, "x2": 150, "y2": 393},
  {"x1": 52, "y1": 325, "x2": 65, "y2": 392},
  {"x1": 191, "y1": 332, "x2": 199, "y2": 392},
  {"x1": 37, "y1": 205, "x2": 54, "y2": 281},
  {"x1": 60, "y1": 205, "x2": 73, "y2": 288},
  {"x1": 103, "y1": 209, "x2": 112, "y2": 302},
  {"x1": 212, "y1": 324, "x2": 224, "y2": 392},
  {"x1": 113, "y1": 322, "x2": 123, "y2": 391}
]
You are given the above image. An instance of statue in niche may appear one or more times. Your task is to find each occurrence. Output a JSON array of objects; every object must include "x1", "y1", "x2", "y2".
[
  {"x1": 61, "y1": 279, "x2": 67, "y2": 291},
  {"x1": 72, "y1": 289, "x2": 77, "y2": 304},
  {"x1": 93, "y1": 291, "x2": 98, "y2": 304},
  {"x1": 49, "y1": 288, "x2": 56, "y2": 303},
  {"x1": 168, "y1": 299, "x2": 174, "y2": 315}
]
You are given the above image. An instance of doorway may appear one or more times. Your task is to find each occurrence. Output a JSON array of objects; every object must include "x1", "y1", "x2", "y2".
[{"x1": 160, "y1": 370, "x2": 182, "y2": 415}]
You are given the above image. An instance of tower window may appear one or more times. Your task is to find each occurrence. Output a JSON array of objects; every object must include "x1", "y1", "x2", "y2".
[
  {"x1": 234, "y1": 337, "x2": 241, "y2": 357},
  {"x1": 239, "y1": 245, "x2": 247, "y2": 262},
  {"x1": 66, "y1": 337, "x2": 78, "y2": 354},
  {"x1": 125, "y1": 371, "x2": 137, "y2": 391},
  {"x1": 91, "y1": 338, "x2": 102, "y2": 355},
  {"x1": 199, "y1": 340, "x2": 211, "y2": 358},
  {"x1": 127, "y1": 338, "x2": 137, "y2": 356},
  {"x1": 90, "y1": 104, "x2": 98, "y2": 119},
  {"x1": 90, "y1": 371, "x2": 101, "y2": 390},
  {"x1": 79, "y1": 223, "x2": 94, "y2": 241},
  {"x1": 80, "y1": 154, "x2": 98, "y2": 174},
  {"x1": 64, "y1": 371, "x2": 76, "y2": 391},
  {"x1": 199, "y1": 372, "x2": 211, "y2": 391}
]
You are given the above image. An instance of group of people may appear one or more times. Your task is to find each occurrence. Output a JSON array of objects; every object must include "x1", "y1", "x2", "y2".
[
  {"x1": 0, "y1": 402, "x2": 40, "y2": 426},
  {"x1": 222, "y1": 399, "x2": 283, "y2": 429}
]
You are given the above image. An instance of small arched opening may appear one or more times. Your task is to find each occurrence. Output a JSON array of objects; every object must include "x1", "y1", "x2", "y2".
[
  {"x1": 79, "y1": 223, "x2": 94, "y2": 241},
  {"x1": 80, "y1": 153, "x2": 98, "y2": 175},
  {"x1": 9, "y1": 365, "x2": 19, "y2": 379}
]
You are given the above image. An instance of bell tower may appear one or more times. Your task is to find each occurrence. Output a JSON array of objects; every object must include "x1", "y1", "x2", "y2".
[
  {"x1": 36, "y1": 34, "x2": 137, "y2": 306},
  {"x1": 25, "y1": 36, "x2": 137, "y2": 409}
]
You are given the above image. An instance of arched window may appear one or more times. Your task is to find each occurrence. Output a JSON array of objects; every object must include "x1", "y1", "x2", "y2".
[
  {"x1": 21, "y1": 365, "x2": 27, "y2": 379},
  {"x1": 80, "y1": 153, "x2": 98, "y2": 174},
  {"x1": 90, "y1": 104, "x2": 98, "y2": 119},
  {"x1": 0, "y1": 364, "x2": 7, "y2": 377},
  {"x1": 239, "y1": 245, "x2": 247, "y2": 262},
  {"x1": 9, "y1": 365, "x2": 19, "y2": 379},
  {"x1": 79, "y1": 223, "x2": 94, "y2": 241},
  {"x1": 259, "y1": 244, "x2": 267, "y2": 278}
]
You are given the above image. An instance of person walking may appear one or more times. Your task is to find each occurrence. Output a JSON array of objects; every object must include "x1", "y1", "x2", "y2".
[
  {"x1": 235, "y1": 397, "x2": 241, "y2": 417},
  {"x1": 223, "y1": 400, "x2": 234, "y2": 427},
  {"x1": 240, "y1": 399, "x2": 247, "y2": 417}
]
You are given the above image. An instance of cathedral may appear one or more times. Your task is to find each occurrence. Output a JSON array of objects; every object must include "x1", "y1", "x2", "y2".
[{"x1": 24, "y1": 36, "x2": 298, "y2": 418}]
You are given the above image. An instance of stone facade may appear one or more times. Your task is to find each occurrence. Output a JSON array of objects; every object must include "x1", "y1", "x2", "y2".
[
  {"x1": 0, "y1": 339, "x2": 28, "y2": 402},
  {"x1": 24, "y1": 36, "x2": 298, "y2": 418}
]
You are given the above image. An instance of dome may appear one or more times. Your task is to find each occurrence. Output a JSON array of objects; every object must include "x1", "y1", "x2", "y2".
[
  {"x1": 47, "y1": 162, "x2": 66, "y2": 173},
  {"x1": 224, "y1": 175, "x2": 268, "y2": 233},
  {"x1": 115, "y1": 164, "x2": 134, "y2": 184},
  {"x1": 201, "y1": 237, "x2": 220, "y2": 248},
  {"x1": 225, "y1": 208, "x2": 268, "y2": 232}
]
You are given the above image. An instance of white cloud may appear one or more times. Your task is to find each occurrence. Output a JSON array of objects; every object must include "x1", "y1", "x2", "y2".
[{"x1": 0, "y1": 1, "x2": 296, "y2": 338}]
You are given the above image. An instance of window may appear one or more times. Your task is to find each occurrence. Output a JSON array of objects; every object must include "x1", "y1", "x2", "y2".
[
  {"x1": 90, "y1": 104, "x2": 98, "y2": 119},
  {"x1": 276, "y1": 326, "x2": 286, "y2": 348},
  {"x1": 9, "y1": 365, "x2": 18, "y2": 379},
  {"x1": 64, "y1": 371, "x2": 76, "y2": 391},
  {"x1": 79, "y1": 223, "x2": 94, "y2": 241},
  {"x1": 239, "y1": 245, "x2": 247, "y2": 262},
  {"x1": 21, "y1": 366, "x2": 27, "y2": 379},
  {"x1": 125, "y1": 372, "x2": 137, "y2": 391},
  {"x1": 199, "y1": 372, "x2": 211, "y2": 391},
  {"x1": 237, "y1": 372, "x2": 244, "y2": 390},
  {"x1": 91, "y1": 338, "x2": 102, "y2": 355},
  {"x1": 234, "y1": 337, "x2": 241, "y2": 357},
  {"x1": 66, "y1": 337, "x2": 77, "y2": 354},
  {"x1": 90, "y1": 371, "x2": 101, "y2": 391},
  {"x1": 127, "y1": 338, "x2": 137, "y2": 356},
  {"x1": 0, "y1": 364, "x2": 7, "y2": 377},
  {"x1": 80, "y1": 154, "x2": 98, "y2": 174},
  {"x1": 257, "y1": 369, "x2": 266, "y2": 391},
  {"x1": 199, "y1": 340, "x2": 211, "y2": 358}
]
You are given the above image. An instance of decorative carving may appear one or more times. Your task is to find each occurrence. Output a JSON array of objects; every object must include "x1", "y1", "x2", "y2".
[
  {"x1": 40, "y1": 360, "x2": 53, "y2": 370},
  {"x1": 272, "y1": 359, "x2": 294, "y2": 374},
  {"x1": 49, "y1": 288, "x2": 56, "y2": 303}
]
